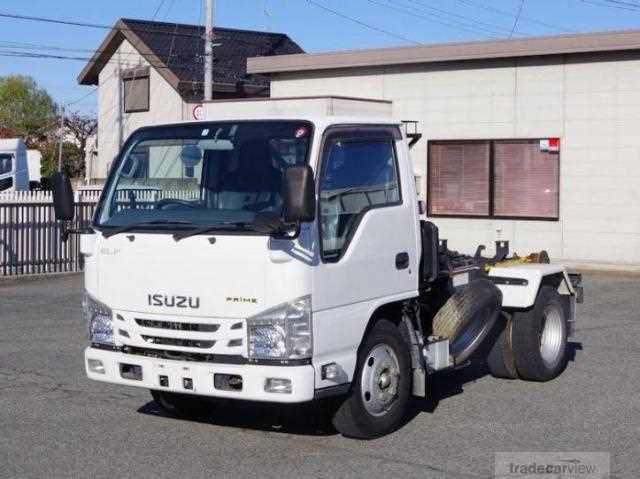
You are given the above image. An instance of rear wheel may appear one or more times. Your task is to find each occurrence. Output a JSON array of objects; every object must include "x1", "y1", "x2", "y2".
[
  {"x1": 511, "y1": 286, "x2": 569, "y2": 381},
  {"x1": 150, "y1": 390, "x2": 213, "y2": 418},
  {"x1": 486, "y1": 314, "x2": 518, "y2": 379},
  {"x1": 332, "y1": 319, "x2": 411, "y2": 439}
]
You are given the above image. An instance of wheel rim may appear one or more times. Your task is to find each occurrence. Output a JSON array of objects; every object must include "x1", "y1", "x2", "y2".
[
  {"x1": 450, "y1": 305, "x2": 496, "y2": 364},
  {"x1": 360, "y1": 344, "x2": 400, "y2": 417},
  {"x1": 539, "y1": 304, "x2": 565, "y2": 368}
]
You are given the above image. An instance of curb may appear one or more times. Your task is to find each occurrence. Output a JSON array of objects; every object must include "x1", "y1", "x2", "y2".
[{"x1": 0, "y1": 271, "x2": 82, "y2": 285}]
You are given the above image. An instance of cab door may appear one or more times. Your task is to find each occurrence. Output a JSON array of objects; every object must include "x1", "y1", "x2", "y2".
[{"x1": 311, "y1": 125, "x2": 419, "y2": 383}]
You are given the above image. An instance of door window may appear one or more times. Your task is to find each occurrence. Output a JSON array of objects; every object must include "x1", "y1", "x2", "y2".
[
  {"x1": 0, "y1": 154, "x2": 12, "y2": 175},
  {"x1": 319, "y1": 133, "x2": 401, "y2": 262}
]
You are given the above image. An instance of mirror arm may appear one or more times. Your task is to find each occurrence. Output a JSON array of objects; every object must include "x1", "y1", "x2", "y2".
[
  {"x1": 269, "y1": 222, "x2": 300, "y2": 240},
  {"x1": 61, "y1": 222, "x2": 94, "y2": 242}
]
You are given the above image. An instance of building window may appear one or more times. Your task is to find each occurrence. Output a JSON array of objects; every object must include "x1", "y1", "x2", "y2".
[
  {"x1": 428, "y1": 141, "x2": 490, "y2": 216},
  {"x1": 428, "y1": 139, "x2": 559, "y2": 220},
  {"x1": 319, "y1": 130, "x2": 401, "y2": 262},
  {"x1": 122, "y1": 67, "x2": 150, "y2": 113}
]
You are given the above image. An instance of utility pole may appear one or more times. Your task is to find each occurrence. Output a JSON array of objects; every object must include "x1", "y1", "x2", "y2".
[
  {"x1": 57, "y1": 103, "x2": 65, "y2": 173},
  {"x1": 204, "y1": 0, "x2": 214, "y2": 101}
]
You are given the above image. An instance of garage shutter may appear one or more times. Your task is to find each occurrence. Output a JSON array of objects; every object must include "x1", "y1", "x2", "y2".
[
  {"x1": 428, "y1": 141, "x2": 490, "y2": 216},
  {"x1": 493, "y1": 140, "x2": 559, "y2": 218}
]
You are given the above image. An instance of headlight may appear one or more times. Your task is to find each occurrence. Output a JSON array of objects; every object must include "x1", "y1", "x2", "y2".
[
  {"x1": 247, "y1": 295, "x2": 312, "y2": 360},
  {"x1": 83, "y1": 293, "x2": 114, "y2": 346}
]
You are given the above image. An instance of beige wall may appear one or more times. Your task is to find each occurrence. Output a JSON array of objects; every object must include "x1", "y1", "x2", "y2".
[
  {"x1": 96, "y1": 39, "x2": 187, "y2": 179},
  {"x1": 271, "y1": 53, "x2": 640, "y2": 267}
]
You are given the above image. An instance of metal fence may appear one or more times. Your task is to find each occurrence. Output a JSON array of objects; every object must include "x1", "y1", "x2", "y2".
[{"x1": 0, "y1": 198, "x2": 97, "y2": 276}]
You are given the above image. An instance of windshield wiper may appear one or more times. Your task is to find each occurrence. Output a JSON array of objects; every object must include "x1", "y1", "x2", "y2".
[
  {"x1": 102, "y1": 220, "x2": 195, "y2": 238},
  {"x1": 172, "y1": 221, "x2": 253, "y2": 241}
]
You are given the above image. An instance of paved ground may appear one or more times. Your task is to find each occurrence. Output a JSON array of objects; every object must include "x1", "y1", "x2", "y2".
[{"x1": 0, "y1": 272, "x2": 638, "y2": 479}]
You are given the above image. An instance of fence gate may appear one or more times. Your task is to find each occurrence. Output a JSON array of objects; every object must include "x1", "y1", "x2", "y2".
[{"x1": 0, "y1": 191, "x2": 98, "y2": 277}]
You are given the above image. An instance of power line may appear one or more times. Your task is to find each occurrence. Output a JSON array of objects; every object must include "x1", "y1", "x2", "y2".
[
  {"x1": 0, "y1": 12, "x2": 286, "y2": 51},
  {"x1": 367, "y1": 0, "x2": 500, "y2": 38},
  {"x1": 510, "y1": 0, "x2": 525, "y2": 38},
  {"x1": 454, "y1": 0, "x2": 572, "y2": 33},
  {"x1": 0, "y1": 11, "x2": 275, "y2": 46},
  {"x1": 166, "y1": 23, "x2": 180, "y2": 67},
  {"x1": 67, "y1": 87, "x2": 97, "y2": 107},
  {"x1": 304, "y1": 0, "x2": 422, "y2": 45},
  {"x1": 152, "y1": 0, "x2": 168, "y2": 20},
  {"x1": 0, "y1": 49, "x2": 197, "y2": 77},
  {"x1": 0, "y1": 11, "x2": 199, "y2": 39},
  {"x1": 0, "y1": 47, "x2": 260, "y2": 85},
  {"x1": 0, "y1": 39, "x2": 161, "y2": 59},
  {"x1": 580, "y1": 0, "x2": 640, "y2": 11},
  {"x1": 604, "y1": 0, "x2": 640, "y2": 8},
  {"x1": 395, "y1": 0, "x2": 528, "y2": 36},
  {"x1": 162, "y1": 0, "x2": 176, "y2": 21}
]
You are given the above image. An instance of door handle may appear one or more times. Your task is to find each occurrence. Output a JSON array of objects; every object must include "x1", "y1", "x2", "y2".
[{"x1": 395, "y1": 252, "x2": 409, "y2": 270}]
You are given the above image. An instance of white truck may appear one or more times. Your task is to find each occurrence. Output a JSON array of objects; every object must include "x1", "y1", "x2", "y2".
[
  {"x1": 0, "y1": 138, "x2": 30, "y2": 192},
  {"x1": 50, "y1": 97, "x2": 582, "y2": 439}
]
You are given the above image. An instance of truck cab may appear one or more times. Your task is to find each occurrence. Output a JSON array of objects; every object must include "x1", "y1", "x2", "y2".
[{"x1": 51, "y1": 97, "x2": 580, "y2": 439}]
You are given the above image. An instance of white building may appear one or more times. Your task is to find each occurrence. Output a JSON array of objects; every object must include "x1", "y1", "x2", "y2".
[
  {"x1": 78, "y1": 18, "x2": 303, "y2": 180},
  {"x1": 247, "y1": 30, "x2": 640, "y2": 269}
]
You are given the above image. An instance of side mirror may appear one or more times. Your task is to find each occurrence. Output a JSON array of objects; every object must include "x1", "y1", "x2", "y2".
[
  {"x1": 50, "y1": 172, "x2": 75, "y2": 221},
  {"x1": 283, "y1": 165, "x2": 316, "y2": 223}
]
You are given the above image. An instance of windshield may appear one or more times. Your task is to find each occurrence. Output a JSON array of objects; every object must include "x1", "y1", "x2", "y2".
[
  {"x1": 95, "y1": 121, "x2": 313, "y2": 232},
  {"x1": 0, "y1": 154, "x2": 12, "y2": 175}
]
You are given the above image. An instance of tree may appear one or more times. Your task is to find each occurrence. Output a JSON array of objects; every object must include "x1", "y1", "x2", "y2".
[
  {"x1": 40, "y1": 141, "x2": 84, "y2": 179},
  {"x1": 64, "y1": 112, "x2": 97, "y2": 165},
  {"x1": 0, "y1": 75, "x2": 56, "y2": 145}
]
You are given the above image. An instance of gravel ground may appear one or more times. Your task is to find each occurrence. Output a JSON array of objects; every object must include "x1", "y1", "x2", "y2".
[{"x1": 0, "y1": 272, "x2": 638, "y2": 479}]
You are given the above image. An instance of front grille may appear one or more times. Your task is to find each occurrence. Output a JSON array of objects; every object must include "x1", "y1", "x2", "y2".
[
  {"x1": 122, "y1": 346, "x2": 246, "y2": 364},
  {"x1": 141, "y1": 335, "x2": 215, "y2": 349},
  {"x1": 135, "y1": 318, "x2": 219, "y2": 332}
]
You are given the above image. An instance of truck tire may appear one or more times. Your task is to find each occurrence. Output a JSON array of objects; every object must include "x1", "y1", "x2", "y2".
[
  {"x1": 486, "y1": 315, "x2": 518, "y2": 379},
  {"x1": 332, "y1": 319, "x2": 412, "y2": 439},
  {"x1": 432, "y1": 279, "x2": 501, "y2": 365},
  {"x1": 511, "y1": 286, "x2": 569, "y2": 382},
  {"x1": 150, "y1": 390, "x2": 212, "y2": 418}
]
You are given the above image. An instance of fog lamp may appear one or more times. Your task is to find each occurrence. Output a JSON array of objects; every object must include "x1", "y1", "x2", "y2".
[
  {"x1": 265, "y1": 378, "x2": 292, "y2": 394},
  {"x1": 87, "y1": 358, "x2": 105, "y2": 374}
]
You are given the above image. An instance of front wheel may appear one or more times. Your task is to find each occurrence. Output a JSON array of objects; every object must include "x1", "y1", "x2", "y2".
[{"x1": 332, "y1": 319, "x2": 412, "y2": 439}]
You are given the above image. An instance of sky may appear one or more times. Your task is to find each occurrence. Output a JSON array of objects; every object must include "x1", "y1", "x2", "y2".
[{"x1": 0, "y1": 0, "x2": 639, "y2": 115}]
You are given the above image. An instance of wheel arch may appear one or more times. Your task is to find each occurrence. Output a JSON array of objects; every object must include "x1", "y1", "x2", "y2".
[
  {"x1": 312, "y1": 294, "x2": 418, "y2": 391},
  {"x1": 358, "y1": 300, "x2": 406, "y2": 349}
]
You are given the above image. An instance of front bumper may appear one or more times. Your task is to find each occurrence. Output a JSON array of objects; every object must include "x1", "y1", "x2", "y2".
[{"x1": 84, "y1": 347, "x2": 316, "y2": 403}]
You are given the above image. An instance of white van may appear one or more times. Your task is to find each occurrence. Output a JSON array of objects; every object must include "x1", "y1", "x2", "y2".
[{"x1": 0, "y1": 139, "x2": 30, "y2": 192}]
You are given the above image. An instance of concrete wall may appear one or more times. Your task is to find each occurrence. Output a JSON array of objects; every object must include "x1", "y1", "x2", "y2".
[
  {"x1": 96, "y1": 39, "x2": 187, "y2": 179},
  {"x1": 271, "y1": 52, "x2": 640, "y2": 268}
]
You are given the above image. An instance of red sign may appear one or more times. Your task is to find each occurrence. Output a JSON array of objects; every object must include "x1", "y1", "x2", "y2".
[{"x1": 540, "y1": 138, "x2": 560, "y2": 153}]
